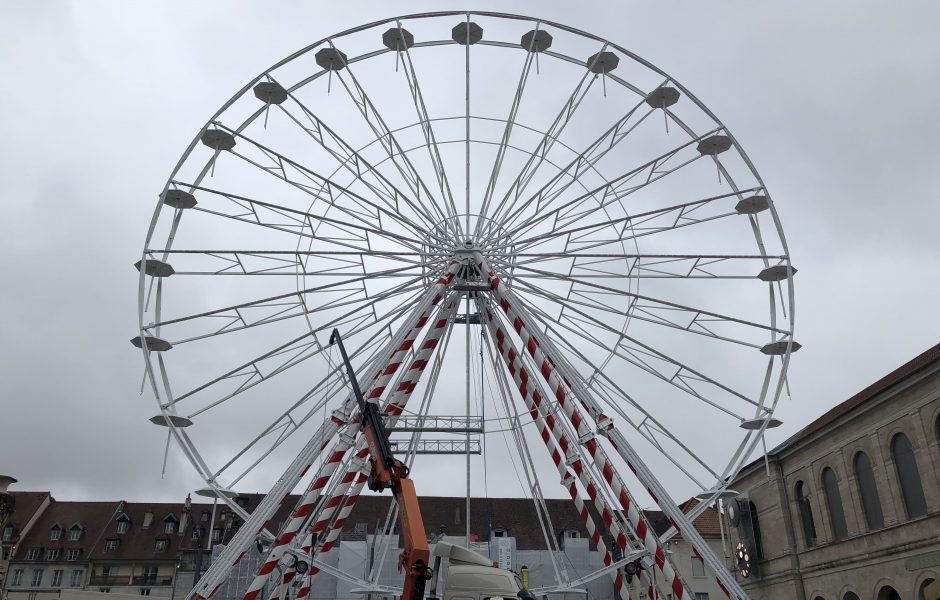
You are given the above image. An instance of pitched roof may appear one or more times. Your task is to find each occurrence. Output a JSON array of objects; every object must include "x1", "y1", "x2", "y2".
[
  {"x1": 643, "y1": 498, "x2": 722, "y2": 540},
  {"x1": 13, "y1": 500, "x2": 118, "y2": 561},
  {"x1": 4, "y1": 491, "x2": 51, "y2": 534},
  {"x1": 766, "y1": 341, "x2": 940, "y2": 460}
]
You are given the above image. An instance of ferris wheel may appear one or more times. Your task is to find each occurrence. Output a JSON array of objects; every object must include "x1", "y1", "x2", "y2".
[{"x1": 136, "y1": 11, "x2": 797, "y2": 600}]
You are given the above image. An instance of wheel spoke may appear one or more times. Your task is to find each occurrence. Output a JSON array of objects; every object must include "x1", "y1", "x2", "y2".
[
  {"x1": 395, "y1": 23, "x2": 463, "y2": 237},
  {"x1": 500, "y1": 126, "x2": 721, "y2": 240},
  {"x1": 209, "y1": 125, "x2": 445, "y2": 252},
  {"x1": 479, "y1": 43, "x2": 606, "y2": 238},
  {"x1": 268, "y1": 75, "x2": 443, "y2": 235},
  {"x1": 333, "y1": 49, "x2": 459, "y2": 239}
]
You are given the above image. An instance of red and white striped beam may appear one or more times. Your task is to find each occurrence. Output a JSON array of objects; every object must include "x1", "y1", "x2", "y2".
[
  {"x1": 234, "y1": 262, "x2": 461, "y2": 600},
  {"x1": 476, "y1": 256, "x2": 695, "y2": 599},
  {"x1": 479, "y1": 302, "x2": 655, "y2": 600},
  {"x1": 475, "y1": 253, "x2": 747, "y2": 599},
  {"x1": 296, "y1": 295, "x2": 461, "y2": 596}
]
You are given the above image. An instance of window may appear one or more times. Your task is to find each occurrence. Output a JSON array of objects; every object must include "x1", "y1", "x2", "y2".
[
  {"x1": 211, "y1": 528, "x2": 222, "y2": 543},
  {"x1": 31, "y1": 569, "x2": 44, "y2": 586},
  {"x1": 192, "y1": 527, "x2": 203, "y2": 541},
  {"x1": 892, "y1": 433, "x2": 927, "y2": 518},
  {"x1": 3, "y1": 547, "x2": 10, "y2": 560},
  {"x1": 105, "y1": 539, "x2": 119, "y2": 552},
  {"x1": 854, "y1": 452, "x2": 884, "y2": 530},
  {"x1": 11, "y1": 569, "x2": 24, "y2": 586},
  {"x1": 66, "y1": 549, "x2": 80, "y2": 561},
  {"x1": 26, "y1": 548, "x2": 41, "y2": 560},
  {"x1": 154, "y1": 539, "x2": 169, "y2": 553},
  {"x1": 493, "y1": 528, "x2": 507, "y2": 538},
  {"x1": 70, "y1": 570, "x2": 83, "y2": 587},
  {"x1": 142, "y1": 566, "x2": 158, "y2": 581},
  {"x1": 100, "y1": 588, "x2": 111, "y2": 593},
  {"x1": 748, "y1": 501, "x2": 764, "y2": 560},
  {"x1": 140, "y1": 588, "x2": 151, "y2": 596},
  {"x1": 877, "y1": 585, "x2": 901, "y2": 600},
  {"x1": 694, "y1": 594, "x2": 709, "y2": 600},
  {"x1": 101, "y1": 567, "x2": 112, "y2": 577},
  {"x1": 52, "y1": 570, "x2": 63, "y2": 587},
  {"x1": 795, "y1": 480, "x2": 817, "y2": 547},
  {"x1": 200, "y1": 511, "x2": 209, "y2": 523},
  {"x1": 3, "y1": 525, "x2": 14, "y2": 542},
  {"x1": 691, "y1": 556, "x2": 705, "y2": 577},
  {"x1": 68, "y1": 525, "x2": 82, "y2": 541},
  {"x1": 822, "y1": 468, "x2": 848, "y2": 540},
  {"x1": 117, "y1": 517, "x2": 130, "y2": 534},
  {"x1": 163, "y1": 517, "x2": 176, "y2": 535},
  {"x1": 49, "y1": 525, "x2": 62, "y2": 541},
  {"x1": 142, "y1": 512, "x2": 153, "y2": 529},
  {"x1": 46, "y1": 549, "x2": 60, "y2": 561}
]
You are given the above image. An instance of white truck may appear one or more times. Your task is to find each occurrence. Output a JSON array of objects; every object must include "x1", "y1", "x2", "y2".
[{"x1": 426, "y1": 542, "x2": 537, "y2": 600}]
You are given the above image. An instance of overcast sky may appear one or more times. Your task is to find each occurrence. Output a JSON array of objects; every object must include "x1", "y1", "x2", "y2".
[{"x1": 1, "y1": 1, "x2": 938, "y2": 506}]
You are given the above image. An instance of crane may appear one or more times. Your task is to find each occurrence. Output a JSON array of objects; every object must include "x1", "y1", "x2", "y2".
[{"x1": 330, "y1": 329, "x2": 431, "y2": 600}]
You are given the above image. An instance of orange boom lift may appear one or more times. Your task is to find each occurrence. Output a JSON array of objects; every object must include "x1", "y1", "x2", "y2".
[{"x1": 330, "y1": 329, "x2": 431, "y2": 600}]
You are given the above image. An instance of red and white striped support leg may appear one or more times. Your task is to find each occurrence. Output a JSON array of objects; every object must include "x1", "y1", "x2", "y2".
[
  {"x1": 476, "y1": 259, "x2": 693, "y2": 599},
  {"x1": 297, "y1": 473, "x2": 369, "y2": 598},
  {"x1": 476, "y1": 253, "x2": 746, "y2": 599},
  {"x1": 481, "y1": 305, "x2": 650, "y2": 600},
  {"x1": 299, "y1": 296, "x2": 460, "y2": 593},
  {"x1": 237, "y1": 264, "x2": 460, "y2": 600}
]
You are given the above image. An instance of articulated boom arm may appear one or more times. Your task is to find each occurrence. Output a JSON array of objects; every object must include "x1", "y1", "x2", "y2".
[{"x1": 330, "y1": 329, "x2": 431, "y2": 600}]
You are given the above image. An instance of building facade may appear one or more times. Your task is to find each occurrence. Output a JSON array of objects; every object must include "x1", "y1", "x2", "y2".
[
  {"x1": 2, "y1": 492, "x2": 724, "y2": 600},
  {"x1": 1, "y1": 491, "x2": 52, "y2": 591},
  {"x1": 726, "y1": 343, "x2": 940, "y2": 600}
]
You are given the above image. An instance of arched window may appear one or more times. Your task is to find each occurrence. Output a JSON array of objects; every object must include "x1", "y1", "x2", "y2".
[
  {"x1": 877, "y1": 585, "x2": 901, "y2": 600},
  {"x1": 843, "y1": 593, "x2": 861, "y2": 600},
  {"x1": 748, "y1": 501, "x2": 763, "y2": 560},
  {"x1": 795, "y1": 481, "x2": 816, "y2": 547},
  {"x1": 891, "y1": 433, "x2": 927, "y2": 518},
  {"x1": 919, "y1": 577, "x2": 938, "y2": 600},
  {"x1": 822, "y1": 468, "x2": 848, "y2": 540},
  {"x1": 853, "y1": 452, "x2": 884, "y2": 530}
]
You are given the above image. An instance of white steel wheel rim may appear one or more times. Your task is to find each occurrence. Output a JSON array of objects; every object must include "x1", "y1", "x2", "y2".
[{"x1": 137, "y1": 11, "x2": 795, "y2": 538}]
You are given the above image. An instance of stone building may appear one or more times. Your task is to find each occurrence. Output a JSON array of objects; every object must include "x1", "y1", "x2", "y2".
[
  {"x1": 1, "y1": 491, "x2": 52, "y2": 590},
  {"x1": 1, "y1": 496, "x2": 276, "y2": 600},
  {"x1": 726, "y1": 342, "x2": 940, "y2": 600}
]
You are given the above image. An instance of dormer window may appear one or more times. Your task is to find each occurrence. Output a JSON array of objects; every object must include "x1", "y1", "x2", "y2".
[
  {"x1": 65, "y1": 549, "x2": 80, "y2": 561},
  {"x1": 200, "y1": 511, "x2": 209, "y2": 523},
  {"x1": 142, "y1": 512, "x2": 153, "y2": 529},
  {"x1": 154, "y1": 539, "x2": 169, "y2": 553},
  {"x1": 2, "y1": 525, "x2": 15, "y2": 542},
  {"x1": 50, "y1": 525, "x2": 62, "y2": 541},
  {"x1": 46, "y1": 549, "x2": 60, "y2": 561},
  {"x1": 104, "y1": 539, "x2": 119, "y2": 552},
  {"x1": 68, "y1": 525, "x2": 83, "y2": 541},
  {"x1": 163, "y1": 515, "x2": 177, "y2": 535},
  {"x1": 26, "y1": 548, "x2": 41, "y2": 561},
  {"x1": 211, "y1": 528, "x2": 222, "y2": 543},
  {"x1": 116, "y1": 515, "x2": 130, "y2": 534}
]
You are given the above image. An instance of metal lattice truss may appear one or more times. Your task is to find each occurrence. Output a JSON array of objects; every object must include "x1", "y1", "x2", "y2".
[{"x1": 136, "y1": 12, "x2": 798, "y2": 600}]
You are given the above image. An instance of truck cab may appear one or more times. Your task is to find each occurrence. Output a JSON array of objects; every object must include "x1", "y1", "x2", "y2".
[{"x1": 427, "y1": 542, "x2": 536, "y2": 600}]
